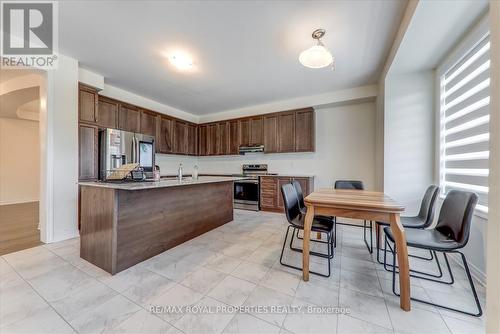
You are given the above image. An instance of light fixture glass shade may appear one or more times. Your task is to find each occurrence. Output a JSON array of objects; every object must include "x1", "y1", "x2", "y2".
[{"x1": 299, "y1": 44, "x2": 334, "y2": 69}]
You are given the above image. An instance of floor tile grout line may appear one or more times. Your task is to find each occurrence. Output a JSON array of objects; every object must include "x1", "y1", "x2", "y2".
[{"x1": 2, "y1": 253, "x2": 81, "y2": 334}]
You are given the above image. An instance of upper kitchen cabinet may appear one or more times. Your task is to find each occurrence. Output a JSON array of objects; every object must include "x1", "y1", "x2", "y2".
[
  {"x1": 263, "y1": 114, "x2": 278, "y2": 153},
  {"x1": 278, "y1": 111, "x2": 295, "y2": 152},
  {"x1": 228, "y1": 120, "x2": 239, "y2": 154},
  {"x1": 118, "y1": 104, "x2": 141, "y2": 133},
  {"x1": 97, "y1": 96, "x2": 119, "y2": 129},
  {"x1": 198, "y1": 124, "x2": 208, "y2": 156},
  {"x1": 249, "y1": 116, "x2": 263, "y2": 146},
  {"x1": 173, "y1": 120, "x2": 188, "y2": 154},
  {"x1": 187, "y1": 123, "x2": 198, "y2": 155},
  {"x1": 239, "y1": 118, "x2": 251, "y2": 147},
  {"x1": 159, "y1": 116, "x2": 174, "y2": 154},
  {"x1": 295, "y1": 108, "x2": 315, "y2": 152},
  {"x1": 217, "y1": 122, "x2": 229, "y2": 155},
  {"x1": 79, "y1": 84, "x2": 98, "y2": 124},
  {"x1": 207, "y1": 123, "x2": 218, "y2": 156},
  {"x1": 140, "y1": 109, "x2": 157, "y2": 137}
]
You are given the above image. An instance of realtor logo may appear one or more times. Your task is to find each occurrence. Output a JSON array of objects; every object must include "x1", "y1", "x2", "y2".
[{"x1": 1, "y1": 1, "x2": 58, "y2": 69}]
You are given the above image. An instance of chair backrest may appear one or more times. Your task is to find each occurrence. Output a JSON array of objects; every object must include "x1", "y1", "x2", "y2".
[
  {"x1": 292, "y1": 180, "x2": 306, "y2": 212},
  {"x1": 417, "y1": 185, "x2": 440, "y2": 227},
  {"x1": 435, "y1": 190, "x2": 478, "y2": 247},
  {"x1": 334, "y1": 180, "x2": 364, "y2": 190},
  {"x1": 281, "y1": 183, "x2": 302, "y2": 224}
]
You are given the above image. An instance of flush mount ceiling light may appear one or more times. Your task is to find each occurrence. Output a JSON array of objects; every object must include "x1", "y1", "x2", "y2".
[
  {"x1": 168, "y1": 52, "x2": 193, "y2": 71},
  {"x1": 299, "y1": 29, "x2": 334, "y2": 69}
]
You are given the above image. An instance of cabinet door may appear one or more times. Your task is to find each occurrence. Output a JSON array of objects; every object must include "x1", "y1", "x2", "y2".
[
  {"x1": 159, "y1": 116, "x2": 174, "y2": 153},
  {"x1": 79, "y1": 124, "x2": 98, "y2": 180},
  {"x1": 277, "y1": 177, "x2": 292, "y2": 210},
  {"x1": 187, "y1": 124, "x2": 198, "y2": 155},
  {"x1": 140, "y1": 110, "x2": 157, "y2": 137},
  {"x1": 278, "y1": 112, "x2": 296, "y2": 152},
  {"x1": 119, "y1": 104, "x2": 141, "y2": 133},
  {"x1": 198, "y1": 125, "x2": 207, "y2": 156},
  {"x1": 260, "y1": 176, "x2": 278, "y2": 209},
  {"x1": 249, "y1": 116, "x2": 263, "y2": 146},
  {"x1": 207, "y1": 123, "x2": 218, "y2": 155},
  {"x1": 218, "y1": 122, "x2": 229, "y2": 155},
  {"x1": 263, "y1": 115, "x2": 278, "y2": 153},
  {"x1": 173, "y1": 120, "x2": 188, "y2": 154},
  {"x1": 239, "y1": 119, "x2": 251, "y2": 147},
  {"x1": 295, "y1": 109, "x2": 315, "y2": 152},
  {"x1": 79, "y1": 85, "x2": 97, "y2": 123},
  {"x1": 97, "y1": 97, "x2": 118, "y2": 129},
  {"x1": 228, "y1": 120, "x2": 239, "y2": 154}
]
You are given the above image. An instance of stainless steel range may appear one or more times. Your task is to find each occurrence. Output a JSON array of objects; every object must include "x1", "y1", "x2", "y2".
[{"x1": 234, "y1": 164, "x2": 271, "y2": 211}]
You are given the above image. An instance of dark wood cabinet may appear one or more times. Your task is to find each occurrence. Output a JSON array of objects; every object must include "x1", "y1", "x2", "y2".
[
  {"x1": 249, "y1": 116, "x2": 263, "y2": 146},
  {"x1": 260, "y1": 177, "x2": 278, "y2": 210},
  {"x1": 295, "y1": 108, "x2": 315, "y2": 152},
  {"x1": 97, "y1": 97, "x2": 118, "y2": 129},
  {"x1": 198, "y1": 125, "x2": 208, "y2": 156},
  {"x1": 159, "y1": 116, "x2": 174, "y2": 154},
  {"x1": 78, "y1": 124, "x2": 98, "y2": 180},
  {"x1": 140, "y1": 109, "x2": 157, "y2": 137},
  {"x1": 260, "y1": 175, "x2": 314, "y2": 213},
  {"x1": 228, "y1": 120, "x2": 239, "y2": 154},
  {"x1": 263, "y1": 115, "x2": 278, "y2": 153},
  {"x1": 79, "y1": 85, "x2": 98, "y2": 123},
  {"x1": 239, "y1": 119, "x2": 251, "y2": 147},
  {"x1": 173, "y1": 120, "x2": 188, "y2": 154},
  {"x1": 218, "y1": 122, "x2": 229, "y2": 155},
  {"x1": 278, "y1": 111, "x2": 296, "y2": 152},
  {"x1": 206, "y1": 123, "x2": 218, "y2": 156},
  {"x1": 187, "y1": 123, "x2": 198, "y2": 156},
  {"x1": 119, "y1": 104, "x2": 140, "y2": 133}
]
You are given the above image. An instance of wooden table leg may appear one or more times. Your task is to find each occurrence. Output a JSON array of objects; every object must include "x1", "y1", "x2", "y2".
[
  {"x1": 302, "y1": 204, "x2": 315, "y2": 281},
  {"x1": 390, "y1": 213, "x2": 411, "y2": 311}
]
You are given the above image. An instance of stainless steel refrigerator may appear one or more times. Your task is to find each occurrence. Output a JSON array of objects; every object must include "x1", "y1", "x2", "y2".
[{"x1": 99, "y1": 128, "x2": 155, "y2": 180}]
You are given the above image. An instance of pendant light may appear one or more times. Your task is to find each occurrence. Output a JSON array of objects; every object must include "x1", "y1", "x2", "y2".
[{"x1": 299, "y1": 29, "x2": 334, "y2": 69}]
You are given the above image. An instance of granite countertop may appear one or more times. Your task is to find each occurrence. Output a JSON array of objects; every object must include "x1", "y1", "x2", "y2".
[{"x1": 79, "y1": 176, "x2": 248, "y2": 191}]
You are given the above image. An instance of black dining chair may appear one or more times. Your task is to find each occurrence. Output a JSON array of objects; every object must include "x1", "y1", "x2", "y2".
[
  {"x1": 279, "y1": 183, "x2": 334, "y2": 277},
  {"x1": 376, "y1": 185, "x2": 439, "y2": 265},
  {"x1": 333, "y1": 180, "x2": 372, "y2": 253},
  {"x1": 383, "y1": 190, "x2": 482, "y2": 317},
  {"x1": 291, "y1": 180, "x2": 335, "y2": 245}
]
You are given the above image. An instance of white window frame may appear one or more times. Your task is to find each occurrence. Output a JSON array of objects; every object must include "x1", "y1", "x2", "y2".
[{"x1": 436, "y1": 15, "x2": 490, "y2": 219}]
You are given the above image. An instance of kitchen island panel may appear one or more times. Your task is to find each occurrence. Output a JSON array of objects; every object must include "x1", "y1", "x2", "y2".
[
  {"x1": 80, "y1": 186, "x2": 117, "y2": 273},
  {"x1": 115, "y1": 182, "x2": 233, "y2": 272},
  {"x1": 79, "y1": 179, "x2": 234, "y2": 274}
]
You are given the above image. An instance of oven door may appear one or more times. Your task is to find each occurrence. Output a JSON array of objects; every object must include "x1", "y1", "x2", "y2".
[{"x1": 234, "y1": 180, "x2": 259, "y2": 211}]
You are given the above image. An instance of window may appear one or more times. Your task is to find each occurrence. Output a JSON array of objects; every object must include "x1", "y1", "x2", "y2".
[{"x1": 439, "y1": 33, "x2": 490, "y2": 213}]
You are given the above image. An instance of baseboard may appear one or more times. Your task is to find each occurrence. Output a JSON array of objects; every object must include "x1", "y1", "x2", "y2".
[
  {"x1": 448, "y1": 253, "x2": 486, "y2": 287},
  {"x1": 0, "y1": 199, "x2": 39, "y2": 206}
]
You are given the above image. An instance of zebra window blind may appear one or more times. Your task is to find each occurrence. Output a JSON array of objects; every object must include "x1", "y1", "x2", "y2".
[{"x1": 440, "y1": 33, "x2": 490, "y2": 212}]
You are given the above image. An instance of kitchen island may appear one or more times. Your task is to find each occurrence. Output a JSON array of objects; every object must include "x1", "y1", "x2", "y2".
[{"x1": 79, "y1": 176, "x2": 243, "y2": 274}]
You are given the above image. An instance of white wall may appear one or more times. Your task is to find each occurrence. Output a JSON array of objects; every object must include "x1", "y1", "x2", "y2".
[
  {"x1": 196, "y1": 102, "x2": 377, "y2": 190},
  {"x1": 384, "y1": 71, "x2": 435, "y2": 214},
  {"x1": 0, "y1": 118, "x2": 40, "y2": 205},
  {"x1": 41, "y1": 54, "x2": 79, "y2": 242}
]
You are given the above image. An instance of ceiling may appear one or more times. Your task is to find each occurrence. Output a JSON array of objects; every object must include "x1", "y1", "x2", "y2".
[
  {"x1": 389, "y1": 0, "x2": 488, "y2": 74},
  {"x1": 59, "y1": 0, "x2": 406, "y2": 115}
]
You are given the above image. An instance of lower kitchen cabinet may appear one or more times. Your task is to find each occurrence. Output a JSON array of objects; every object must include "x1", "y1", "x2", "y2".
[{"x1": 260, "y1": 175, "x2": 314, "y2": 213}]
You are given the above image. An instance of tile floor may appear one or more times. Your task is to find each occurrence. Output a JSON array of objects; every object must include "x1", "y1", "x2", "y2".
[{"x1": 0, "y1": 210, "x2": 487, "y2": 334}]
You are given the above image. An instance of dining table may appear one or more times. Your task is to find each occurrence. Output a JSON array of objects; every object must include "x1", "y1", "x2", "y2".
[{"x1": 302, "y1": 188, "x2": 410, "y2": 311}]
